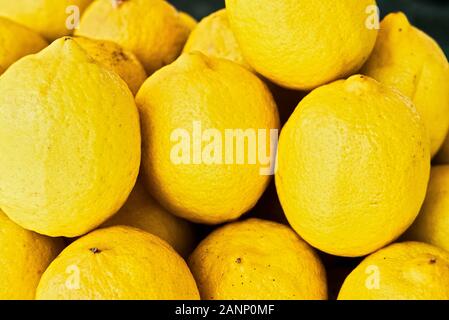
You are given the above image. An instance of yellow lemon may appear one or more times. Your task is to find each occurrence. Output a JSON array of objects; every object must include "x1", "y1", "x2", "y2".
[
  {"x1": 76, "y1": 0, "x2": 192, "y2": 74},
  {"x1": 362, "y1": 12, "x2": 449, "y2": 157},
  {"x1": 404, "y1": 166, "x2": 449, "y2": 252},
  {"x1": 0, "y1": 17, "x2": 48, "y2": 74},
  {"x1": 183, "y1": 9, "x2": 250, "y2": 70},
  {"x1": 73, "y1": 36, "x2": 147, "y2": 95},
  {"x1": 275, "y1": 75, "x2": 430, "y2": 257},
  {"x1": 0, "y1": 37, "x2": 141, "y2": 237},
  {"x1": 225, "y1": 0, "x2": 378, "y2": 90},
  {"x1": 0, "y1": 0, "x2": 92, "y2": 40},
  {"x1": 0, "y1": 209, "x2": 64, "y2": 300},
  {"x1": 102, "y1": 179, "x2": 196, "y2": 258},
  {"x1": 189, "y1": 218, "x2": 327, "y2": 300},
  {"x1": 36, "y1": 226, "x2": 200, "y2": 300},
  {"x1": 338, "y1": 242, "x2": 449, "y2": 300},
  {"x1": 136, "y1": 52, "x2": 280, "y2": 224}
]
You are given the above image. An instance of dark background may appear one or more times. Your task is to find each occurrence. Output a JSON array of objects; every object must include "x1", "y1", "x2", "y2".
[{"x1": 169, "y1": 0, "x2": 449, "y2": 54}]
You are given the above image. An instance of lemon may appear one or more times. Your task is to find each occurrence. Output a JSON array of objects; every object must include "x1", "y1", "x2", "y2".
[
  {"x1": 225, "y1": 0, "x2": 378, "y2": 90},
  {"x1": 73, "y1": 36, "x2": 147, "y2": 95},
  {"x1": 362, "y1": 12, "x2": 449, "y2": 157},
  {"x1": 0, "y1": 0, "x2": 92, "y2": 40},
  {"x1": 275, "y1": 75, "x2": 430, "y2": 257},
  {"x1": 183, "y1": 9, "x2": 250, "y2": 70},
  {"x1": 76, "y1": 0, "x2": 192, "y2": 74},
  {"x1": 0, "y1": 210, "x2": 64, "y2": 300},
  {"x1": 338, "y1": 242, "x2": 449, "y2": 300},
  {"x1": 102, "y1": 179, "x2": 196, "y2": 258},
  {"x1": 36, "y1": 226, "x2": 200, "y2": 299},
  {"x1": 136, "y1": 52, "x2": 280, "y2": 224},
  {"x1": 0, "y1": 17, "x2": 48, "y2": 74},
  {"x1": 189, "y1": 218, "x2": 327, "y2": 300},
  {"x1": 404, "y1": 166, "x2": 449, "y2": 252},
  {"x1": 0, "y1": 37, "x2": 141, "y2": 237}
]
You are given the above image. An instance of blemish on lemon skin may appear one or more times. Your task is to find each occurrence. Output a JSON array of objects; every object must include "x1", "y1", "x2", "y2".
[
  {"x1": 235, "y1": 257, "x2": 242, "y2": 264},
  {"x1": 89, "y1": 247, "x2": 101, "y2": 254},
  {"x1": 112, "y1": 0, "x2": 127, "y2": 9},
  {"x1": 112, "y1": 50, "x2": 129, "y2": 63},
  {"x1": 429, "y1": 258, "x2": 437, "y2": 264}
]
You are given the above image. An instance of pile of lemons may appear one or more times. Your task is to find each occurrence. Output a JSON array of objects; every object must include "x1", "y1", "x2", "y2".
[{"x1": 1, "y1": 0, "x2": 449, "y2": 300}]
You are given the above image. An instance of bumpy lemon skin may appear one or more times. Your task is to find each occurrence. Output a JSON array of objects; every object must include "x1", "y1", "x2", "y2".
[
  {"x1": 0, "y1": 210, "x2": 64, "y2": 300},
  {"x1": 404, "y1": 166, "x2": 449, "y2": 252},
  {"x1": 275, "y1": 75, "x2": 430, "y2": 257},
  {"x1": 36, "y1": 226, "x2": 200, "y2": 300},
  {"x1": 0, "y1": 38, "x2": 141, "y2": 237},
  {"x1": 183, "y1": 9, "x2": 251, "y2": 70},
  {"x1": 0, "y1": 0, "x2": 92, "y2": 40},
  {"x1": 0, "y1": 17, "x2": 48, "y2": 74},
  {"x1": 189, "y1": 218, "x2": 327, "y2": 300},
  {"x1": 362, "y1": 12, "x2": 449, "y2": 157},
  {"x1": 102, "y1": 179, "x2": 196, "y2": 258},
  {"x1": 225, "y1": 0, "x2": 378, "y2": 90},
  {"x1": 73, "y1": 37, "x2": 147, "y2": 95},
  {"x1": 76, "y1": 0, "x2": 192, "y2": 74},
  {"x1": 338, "y1": 242, "x2": 449, "y2": 300},
  {"x1": 136, "y1": 52, "x2": 279, "y2": 225}
]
